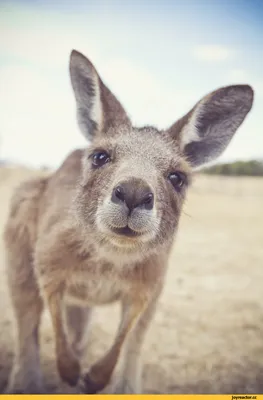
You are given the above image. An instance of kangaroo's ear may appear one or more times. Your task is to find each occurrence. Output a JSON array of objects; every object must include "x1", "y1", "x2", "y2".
[
  {"x1": 168, "y1": 85, "x2": 254, "y2": 168},
  {"x1": 69, "y1": 50, "x2": 131, "y2": 141}
]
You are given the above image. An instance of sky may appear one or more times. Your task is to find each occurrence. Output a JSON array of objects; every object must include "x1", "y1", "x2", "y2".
[{"x1": 0, "y1": 0, "x2": 263, "y2": 168}]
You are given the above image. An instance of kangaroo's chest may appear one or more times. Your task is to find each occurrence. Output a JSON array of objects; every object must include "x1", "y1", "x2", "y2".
[{"x1": 65, "y1": 261, "x2": 128, "y2": 306}]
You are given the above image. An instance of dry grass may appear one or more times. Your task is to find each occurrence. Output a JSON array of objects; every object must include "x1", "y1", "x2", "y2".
[{"x1": 0, "y1": 167, "x2": 262, "y2": 394}]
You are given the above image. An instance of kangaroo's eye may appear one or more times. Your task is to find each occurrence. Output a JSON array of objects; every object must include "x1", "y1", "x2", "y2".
[
  {"x1": 168, "y1": 172, "x2": 186, "y2": 190},
  {"x1": 92, "y1": 151, "x2": 110, "y2": 168}
]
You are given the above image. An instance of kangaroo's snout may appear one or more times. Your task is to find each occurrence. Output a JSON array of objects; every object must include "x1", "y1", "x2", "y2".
[
  {"x1": 97, "y1": 176, "x2": 159, "y2": 244},
  {"x1": 111, "y1": 179, "x2": 154, "y2": 213}
]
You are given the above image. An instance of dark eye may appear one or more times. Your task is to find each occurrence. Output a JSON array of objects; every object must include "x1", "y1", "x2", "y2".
[
  {"x1": 168, "y1": 172, "x2": 186, "y2": 190},
  {"x1": 91, "y1": 151, "x2": 110, "y2": 168}
]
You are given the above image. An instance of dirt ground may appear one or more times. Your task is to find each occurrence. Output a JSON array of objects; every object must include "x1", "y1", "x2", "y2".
[{"x1": 0, "y1": 167, "x2": 262, "y2": 394}]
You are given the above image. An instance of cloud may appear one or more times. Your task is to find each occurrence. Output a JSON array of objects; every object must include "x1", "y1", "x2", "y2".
[{"x1": 193, "y1": 45, "x2": 232, "y2": 62}]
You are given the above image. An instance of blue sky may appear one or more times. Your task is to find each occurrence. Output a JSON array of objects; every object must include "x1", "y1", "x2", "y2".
[{"x1": 0, "y1": 0, "x2": 262, "y2": 167}]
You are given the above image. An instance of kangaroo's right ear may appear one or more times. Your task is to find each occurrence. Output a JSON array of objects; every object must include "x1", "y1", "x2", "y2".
[{"x1": 69, "y1": 50, "x2": 131, "y2": 141}]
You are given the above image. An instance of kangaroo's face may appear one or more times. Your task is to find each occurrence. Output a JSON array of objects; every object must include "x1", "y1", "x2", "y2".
[
  {"x1": 76, "y1": 127, "x2": 191, "y2": 251},
  {"x1": 70, "y1": 50, "x2": 253, "y2": 256}
]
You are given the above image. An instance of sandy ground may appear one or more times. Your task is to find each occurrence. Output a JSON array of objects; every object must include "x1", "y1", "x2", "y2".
[{"x1": 0, "y1": 167, "x2": 262, "y2": 394}]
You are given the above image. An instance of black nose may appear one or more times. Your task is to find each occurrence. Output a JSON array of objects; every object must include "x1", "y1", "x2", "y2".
[{"x1": 111, "y1": 179, "x2": 154, "y2": 212}]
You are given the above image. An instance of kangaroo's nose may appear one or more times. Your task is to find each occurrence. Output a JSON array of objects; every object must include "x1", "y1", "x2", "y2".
[{"x1": 111, "y1": 179, "x2": 154, "y2": 212}]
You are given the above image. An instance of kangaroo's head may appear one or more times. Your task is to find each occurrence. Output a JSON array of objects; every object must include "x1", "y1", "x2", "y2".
[{"x1": 70, "y1": 50, "x2": 253, "y2": 260}]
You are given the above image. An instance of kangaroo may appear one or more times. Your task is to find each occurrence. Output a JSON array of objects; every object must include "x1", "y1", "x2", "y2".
[{"x1": 4, "y1": 49, "x2": 254, "y2": 394}]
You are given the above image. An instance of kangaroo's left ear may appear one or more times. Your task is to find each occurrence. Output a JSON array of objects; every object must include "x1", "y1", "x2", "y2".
[{"x1": 168, "y1": 85, "x2": 254, "y2": 168}]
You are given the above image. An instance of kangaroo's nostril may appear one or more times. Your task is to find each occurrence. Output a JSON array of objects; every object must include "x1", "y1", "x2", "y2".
[
  {"x1": 142, "y1": 192, "x2": 154, "y2": 210},
  {"x1": 114, "y1": 185, "x2": 125, "y2": 202},
  {"x1": 143, "y1": 192, "x2": 154, "y2": 204}
]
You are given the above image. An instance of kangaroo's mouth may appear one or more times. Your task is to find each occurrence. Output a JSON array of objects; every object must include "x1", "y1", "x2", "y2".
[{"x1": 111, "y1": 226, "x2": 143, "y2": 237}]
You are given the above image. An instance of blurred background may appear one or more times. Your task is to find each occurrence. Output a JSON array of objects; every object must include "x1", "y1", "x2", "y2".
[{"x1": 0, "y1": 0, "x2": 262, "y2": 394}]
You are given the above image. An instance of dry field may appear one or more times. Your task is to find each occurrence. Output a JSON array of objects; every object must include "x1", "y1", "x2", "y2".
[{"x1": 0, "y1": 166, "x2": 262, "y2": 394}]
